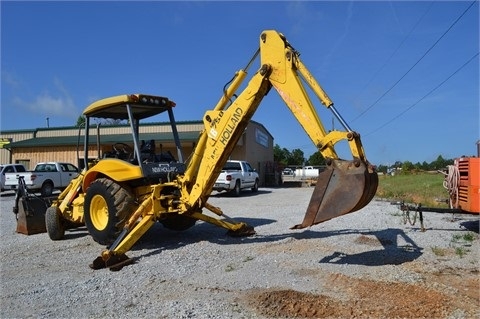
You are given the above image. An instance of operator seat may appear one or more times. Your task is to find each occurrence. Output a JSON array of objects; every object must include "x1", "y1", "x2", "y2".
[{"x1": 140, "y1": 139, "x2": 156, "y2": 163}]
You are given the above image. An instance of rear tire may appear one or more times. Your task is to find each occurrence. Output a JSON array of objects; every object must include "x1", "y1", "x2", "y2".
[
  {"x1": 41, "y1": 182, "x2": 54, "y2": 197},
  {"x1": 161, "y1": 215, "x2": 196, "y2": 231},
  {"x1": 84, "y1": 178, "x2": 135, "y2": 245},
  {"x1": 45, "y1": 206, "x2": 65, "y2": 240},
  {"x1": 233, "y1": 180, "x2": 241, "y2": 197}
]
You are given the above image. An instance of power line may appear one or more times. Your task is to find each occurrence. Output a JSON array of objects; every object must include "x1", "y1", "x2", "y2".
[
  {"x1": 354, "y1": 2, "x2": 435, "y2": 102},
  {"x1": 352, "y1": 0, "x2": 477, "y2": 123},
  {"x1": 365, "y1": 51, "x2": 479, "y2": 137}
]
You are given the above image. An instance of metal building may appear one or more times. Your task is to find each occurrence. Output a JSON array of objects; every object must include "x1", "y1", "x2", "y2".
[{"x1": 0, "y1": 120, "x2": 276, "y2": 186}]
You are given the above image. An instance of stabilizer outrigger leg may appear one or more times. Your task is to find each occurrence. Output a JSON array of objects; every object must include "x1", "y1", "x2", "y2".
[
  {"x1": 292, "y1": 159, "x2": 378, "y2": 229},
  {"x1": 90, "y1": 208, "x2": 156, "y2": 271},
  {"x1": 89, "y1": 200, "x2": 256, "y2": 271},
  {"x1": 90, "y1": 251, "x2": 133, "y2": 272},
  {"x1": 89, "y1": 227, "x2": 135, "y2": 271},
  {"x1": 192, "y1": 203, "x2": 256, "y2": 237}
]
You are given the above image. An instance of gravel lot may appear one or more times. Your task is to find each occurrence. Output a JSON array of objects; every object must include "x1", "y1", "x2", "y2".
[{"x1": 1, "y1": 187, "x2": 478, "y2": 318}]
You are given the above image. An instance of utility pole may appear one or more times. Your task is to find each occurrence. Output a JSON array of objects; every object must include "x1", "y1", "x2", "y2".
[{"x1": 46, "y1": 117, "x2": 50, "y2": 128}]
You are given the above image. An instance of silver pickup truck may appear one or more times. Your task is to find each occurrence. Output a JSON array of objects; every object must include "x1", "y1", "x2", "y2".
[
  {"x1": 5, "y1": 162, "x2": 79, "y2": 196},
  {"x1": 213, "y1": 160, "x2": 259, "y2": 196}
]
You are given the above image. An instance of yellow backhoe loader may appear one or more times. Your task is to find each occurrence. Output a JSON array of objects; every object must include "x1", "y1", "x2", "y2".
[{"x1": 40, "y1": 30, "x2": 377, "y2": 270}]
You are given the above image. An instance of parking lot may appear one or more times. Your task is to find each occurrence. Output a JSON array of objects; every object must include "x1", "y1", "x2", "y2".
[{"x1": 1, "y1": 187, "x2": 478, "y2": 318}]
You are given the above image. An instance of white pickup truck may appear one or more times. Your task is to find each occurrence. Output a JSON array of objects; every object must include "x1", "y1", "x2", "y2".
[
  {"x1": 213, "y1": 160, "x2": 259, "y2": 196},
  {"x1": 294, "y1": 166, "x2": 322, "y2": 178},
  {"x1": 5, "y1": 162, "x2": 79, "y2": 196},
  {"x1": 0, "y1": 164, "x2": 27, "y2": 191}
]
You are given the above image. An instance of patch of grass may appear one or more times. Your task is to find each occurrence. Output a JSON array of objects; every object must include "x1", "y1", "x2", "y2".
[
  {"x1": 431, "y1": 246, "x2": 447, "y2": 256},
  {"x1": 455, "y1": 247, "x2": 468, "y2": 258},
  {"x1": 462, "y1": 232, "x2": 476, "y2": 242},
  {"x1": 451, "y1": 232, "x2": 477, "y2": 244},
  {"x1": 451, "y1": 234, "x2": 463, "y2": 243},
  {"x1": 377, "y1": 173, "x2": 448, "y2": 207},
  {"x1": 448, "y1": 232, "x2": 476, "y2": 258}
]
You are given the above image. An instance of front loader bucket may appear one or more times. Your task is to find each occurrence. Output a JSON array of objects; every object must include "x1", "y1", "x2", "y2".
[
  {"x1": 14, "y1": 195, "x2": 57, "y2": 235},
  {"x1": 292, "y1": 159, "x2": 378, "y2": 229}
]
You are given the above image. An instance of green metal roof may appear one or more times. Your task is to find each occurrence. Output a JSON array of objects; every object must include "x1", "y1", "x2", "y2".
[
  {"x1": 2, "y1": 119, "x2": 272, "y2": 149},
  {"x1": 5, "y1": 131, "x2": 201, "y2": 149},
  {"x1": 0, "y1": 120, "x2": 203, "y2": 135}
]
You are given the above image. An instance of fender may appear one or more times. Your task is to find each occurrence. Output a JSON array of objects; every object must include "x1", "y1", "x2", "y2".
[{"x1": 83, "y1": 159, "x2": 143, "y2": 189}]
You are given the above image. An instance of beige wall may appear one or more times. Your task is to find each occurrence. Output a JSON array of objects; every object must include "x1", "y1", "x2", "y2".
[
  {"x1": 0, "y1": 148, "x2": 12, "y2": 165},
  {"x1": 1, "y1": 121, "x2": 274, "y2": 184},
  {"x1": 0, "y1": 132, "x2": 35, "y2": 165},
  {"x1": 8, "y1": 146, "x2": 86, "y2": 170},
  {"x1": 225, "y1": 122, "x2": 274, "y2": 185},
  {"x1": 10, "y1": 144, "x2": 198, "y2": 171}
]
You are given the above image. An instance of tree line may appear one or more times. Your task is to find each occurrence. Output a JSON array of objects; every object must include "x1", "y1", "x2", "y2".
[
  {"x1": 376, "y1": 156, "x2": 455, "y2": 174},
  {"x1": 274, "y1": 144, "x2": 325, "y2": 167},
  {"x1": 274, "y1": 144, "x2": 455, "y2": 173}
]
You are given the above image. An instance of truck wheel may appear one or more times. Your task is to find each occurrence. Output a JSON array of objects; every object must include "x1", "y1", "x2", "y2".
[
  {"x1": 84, "y1": 178, "x2": 135, "y2": 245},
  {"x1": 161, "y1": 214, "x2": 196, "y2": 231},
  {"x1": 45, "y1": 206, "x2": 65, "y2": 240},
  {"x1": 251, "y1": 179, "x2": 259, "y2": 192},
  {"x1": 233, "y1": 180, "x2": 241, "y2": 197},
  {"x1": 41, "y1": 182, "x2": 54, "y2": 197}
]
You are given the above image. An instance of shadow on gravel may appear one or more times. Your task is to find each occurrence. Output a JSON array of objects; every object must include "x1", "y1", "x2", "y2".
[
  {"x1": 63, "y1": 226, "x2": 90, "y2": 240},
  {"x1": 317, "y1": 228, "x2": 423, "y2": 266},
  {"x1": 210, "y1": 189, "x2": 272, "y2": 198},
  {"x1": 132, "y1": 216, "x2": 278, "y2": 252},
  {"x1": 128, "y1": 216, "x2": 423, "y2": 267},
  {"x1": 460, "y1": 219, "x2": 479, "y2": 233}
]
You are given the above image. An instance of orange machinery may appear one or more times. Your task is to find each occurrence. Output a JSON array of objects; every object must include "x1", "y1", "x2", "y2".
[{"x1": 450, "y1": 157, "x2": 480, "y2": 214}]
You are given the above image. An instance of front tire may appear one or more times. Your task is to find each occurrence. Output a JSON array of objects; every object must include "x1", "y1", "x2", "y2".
[
  {"x1": 251, "y1": 179, "x2": 259, "y2": 192},
  {"x1": 45, "y1": 206, "x2": 65, "y2": 240},
  {"x1": 84, "y1": 178, "x2": 135, "y2": 245}
]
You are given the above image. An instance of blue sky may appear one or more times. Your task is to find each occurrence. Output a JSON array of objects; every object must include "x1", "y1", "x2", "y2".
[{"x1": 1, "y1": 1, "x2": 479, "y2": 166}]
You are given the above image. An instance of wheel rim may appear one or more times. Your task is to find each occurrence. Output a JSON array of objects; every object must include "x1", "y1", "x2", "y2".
[{"x1": 90, "y1": 194, "x2": 109, "y2": 231}]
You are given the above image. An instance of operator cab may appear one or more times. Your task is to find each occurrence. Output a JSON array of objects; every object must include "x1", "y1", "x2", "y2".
[
  {"x1": 140, "y1": 140, "x2": 177, "y2": 163},
  {"x1": 81, "y1": 94, "x2": 186, "y2": 181},
  {"x1": 138, "y1": 138, "x2": 186, "y2": 182}
]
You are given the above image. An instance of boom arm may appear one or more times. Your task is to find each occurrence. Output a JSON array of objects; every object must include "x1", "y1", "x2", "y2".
[
  {"x1": 180, "y1": 30, "x2": 377, "y2": 224},
  {"x1": 90, "y1": 30, "x2": 379, "y2": 270}
]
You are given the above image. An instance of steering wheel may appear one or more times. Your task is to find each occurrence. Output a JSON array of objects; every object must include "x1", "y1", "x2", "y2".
[{"x1": 112, "y1": 143, "x2": 132, "y2": 154}]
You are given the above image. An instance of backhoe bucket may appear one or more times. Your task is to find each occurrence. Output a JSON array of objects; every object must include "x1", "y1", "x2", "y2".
[
  {"x1": 14, "y1": 195, "x2": 57, "y2": 235},
  {"x1": 13, "y1": 176, "x2": 57, "y2": 235},
  {"x1": 292, "y1": 159, "x2": 378, "y2": 229}
]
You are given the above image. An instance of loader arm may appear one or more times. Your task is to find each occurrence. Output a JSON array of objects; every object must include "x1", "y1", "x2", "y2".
[{"x1": 179, "y1": 30, "x2": 377, "y2": 227}]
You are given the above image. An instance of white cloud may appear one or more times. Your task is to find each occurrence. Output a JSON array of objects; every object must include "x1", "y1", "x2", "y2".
[{"x1": 11, "y1": 77, "x2": 79, "y2": 120}]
